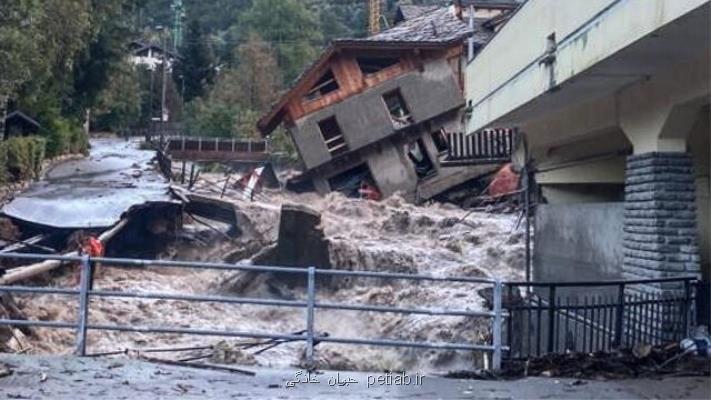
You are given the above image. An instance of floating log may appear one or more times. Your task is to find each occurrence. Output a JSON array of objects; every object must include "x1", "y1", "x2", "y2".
[{"x1": 0, "y1": 219, "x2": 129, "y2": 285}]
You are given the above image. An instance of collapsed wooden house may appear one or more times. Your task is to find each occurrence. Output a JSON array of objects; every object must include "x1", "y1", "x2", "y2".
[{"x1": 258, "y1": 2, "x2": 519, "y2": 202}]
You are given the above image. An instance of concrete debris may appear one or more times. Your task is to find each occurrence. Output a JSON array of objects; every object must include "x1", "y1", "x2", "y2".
[
  {"x1": 252, "y1": 204, "x2": 331, "y2": 271},
  {"x1": 0, "y1": 364, "x2": 12, "y2": 379}
]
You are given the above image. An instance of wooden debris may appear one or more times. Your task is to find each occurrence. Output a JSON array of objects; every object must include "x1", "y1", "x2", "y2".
[
  {"x1": 0, "y1": 218, "x2": 128, "y2": 285},
  {"x1": 138, "y1": 355, "x2": 256, "y2": 376},
  {"x1": 502, "y1": 344, "x2": 711, "y2": 380}
]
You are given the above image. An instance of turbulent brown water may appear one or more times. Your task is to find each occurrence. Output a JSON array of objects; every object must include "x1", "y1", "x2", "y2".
[{"x1": 15, "y1": 185, "x2": 525, "y2": 373}]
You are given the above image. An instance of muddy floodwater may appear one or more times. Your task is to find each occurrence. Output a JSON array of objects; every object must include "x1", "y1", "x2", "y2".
[
  {"x1": 10, "y1": 155, "x2": 525, "y2": 373},
  {"x1": 17, "y1": 192, "x2": 524, "y2": 372}
]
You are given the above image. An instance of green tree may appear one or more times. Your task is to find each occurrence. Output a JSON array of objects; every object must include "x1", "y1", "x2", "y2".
[
  {"x1": 238, "y1": 0, "x2": 322, "y2": 83},
  {"x1": 212, "y1": 33, "x2": 281, "y2": 114},
  {"x1": 70, "y1": 0, "x2": 140, "y2": 117},
  {"x1": 0, "y1": 0, "x2": 47, "y2": 134},
  {"x1": 92, "y1": 60, "x2": 144, "y2": 132},
  {"x1": 173, "y1": 18, "x2": 216, "y2": 102}
]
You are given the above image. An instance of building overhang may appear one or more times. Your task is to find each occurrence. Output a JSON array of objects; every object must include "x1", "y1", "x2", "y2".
[{"x1": 465, "y1": 0, "x2": 710, "y2": 134}]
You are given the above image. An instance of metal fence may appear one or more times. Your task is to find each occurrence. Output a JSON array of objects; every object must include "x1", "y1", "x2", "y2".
[
  {"x1": 504, "y1": 277, "x2": 698, "y2": 359},
  {"x1": 0, "y1": 253, "x2": 507, "y2": 369},
  {"x1": 445, "y1": 129, "x2": 516, "y2": 165}
]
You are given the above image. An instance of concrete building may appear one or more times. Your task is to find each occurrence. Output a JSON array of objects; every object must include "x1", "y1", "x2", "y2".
[
  {"x1": 463, "y1": 0, "x2": 709, "y2": 308},
  {"x1": 258, "y1": 4, "x2": 519, "y2": 202}
]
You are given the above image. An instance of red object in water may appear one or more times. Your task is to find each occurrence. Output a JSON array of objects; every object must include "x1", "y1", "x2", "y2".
[
  {"x1": 84, "y1": 236, "x2": 104, "y2": 257},
  {"x1": 359, "y1": 182, "x2": 382, "y2": 201},
  {"x1": 488, "y1": 163, "x2": 519, "y2": 197}
]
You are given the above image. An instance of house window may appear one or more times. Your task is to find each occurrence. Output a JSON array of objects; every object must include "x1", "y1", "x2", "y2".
[
  {"x1": 407, "y1": 139, "x2": 435, "y2": 179},
  {"x1": 304, "y1": 69, "x2": 339, "y2": 102},
  {"x1": 383, "y1": 89, "x2": 413, "y2": 129},
  {"x1": 356, "y1": 56, "x2": 400, "y2": 75},
  {"x1": 318, "y1": 116, "x2": 348, "y2": 157},
  {"x1": 431, "y1": 129, "x2": 449, "y2": 153}
]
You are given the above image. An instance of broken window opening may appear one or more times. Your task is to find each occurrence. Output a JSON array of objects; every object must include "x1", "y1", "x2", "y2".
[
  {"x1": 356, "y1": 56, "x2": 400, "y2": 75},
  {"x1": 431, "y1": 129, "x2": 449, "y2": 153},
  {"x1": 383, "y1": 89, "x2": 413, "y2": 129},
  {"x1": 304, "y1": 69, "x2": 340, "y2": 102},
  {"x1": 407, "y1": 139, "x2": 435, "y2": 179},
  {"x1": 318, "y1": 116, "x2": 349, "y2": 157},
  {"x1": 327, "y1": 164, "x2": 380, "y2": 200}
]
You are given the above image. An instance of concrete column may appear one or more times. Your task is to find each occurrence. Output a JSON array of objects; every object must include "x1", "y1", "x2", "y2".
[
  {"x1": 312, "y1": 177, "x2": 331, "y2": 195},
  {"x1": 623, "y1": 151, "x2": 700, "y2": 341},
  {"x1": 624, "y1": 152, "x2": 701, "y2": 284}
]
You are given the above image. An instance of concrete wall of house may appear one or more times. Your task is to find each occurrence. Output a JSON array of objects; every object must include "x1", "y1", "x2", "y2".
[
  {"x1": 305, "y1": 110, "x2": 496, "y2": 202},
  {"x1": 366, "y1": 139, "x2": 419, "y2": 199},
  {"x1": 289, "y1": 58, "x2": 464, "y2": 171}
]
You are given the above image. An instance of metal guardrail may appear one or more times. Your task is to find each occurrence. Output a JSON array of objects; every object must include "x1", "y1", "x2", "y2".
[
  {"x1": 504, "y1": 277, "x2": 698, "y2": 359},
  {"x1": 0, "y1": 253, "x2": 508, "y2": 370}
]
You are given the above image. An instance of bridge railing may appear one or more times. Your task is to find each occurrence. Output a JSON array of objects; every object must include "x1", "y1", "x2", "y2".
[
  {"x1": 0, "y1": 253, "x2": 507, "y2": 370},
  {"x1": 163, "y1": 136, "x2": 269, "y2": 154}
]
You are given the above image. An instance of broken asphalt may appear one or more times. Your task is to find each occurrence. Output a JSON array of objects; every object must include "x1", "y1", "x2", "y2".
[{"x1": 0, "y1": 354, "x2": 709, "y2": 399}]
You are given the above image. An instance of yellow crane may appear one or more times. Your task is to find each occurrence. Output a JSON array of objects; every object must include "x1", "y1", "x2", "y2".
[{"x1": 369, "y1": 0, "x2": 381, "y2": 35}]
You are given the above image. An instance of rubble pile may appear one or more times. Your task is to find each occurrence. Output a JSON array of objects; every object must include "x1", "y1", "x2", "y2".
[{"x1": 502, "y1": 343, "x2": 711, "y2": 379}]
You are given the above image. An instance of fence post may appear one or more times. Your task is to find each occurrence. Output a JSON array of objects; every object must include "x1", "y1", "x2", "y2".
[
  {"x1": 614, "y1": 282, "x2": 625, "y2": 348},
  {"x1": 74, "y1": 255, "x2": 92, "y2": 356},
  {"x1": 305, "y1": 266, "x2": 316, "y2": 369},
  {"x1": 547, "y1": 285, "x2": 556, "y2": 353},
  {"x1": 682, "y1": 279, "x2": 691, "y2": 337},
  {"x1": 492, "y1": 278, "x2": 503, "y2": 370}
]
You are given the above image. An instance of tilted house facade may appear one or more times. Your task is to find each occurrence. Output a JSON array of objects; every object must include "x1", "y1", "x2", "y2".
[{"x1": 258, "y1": 5, "x2": 516, "y2": 202}]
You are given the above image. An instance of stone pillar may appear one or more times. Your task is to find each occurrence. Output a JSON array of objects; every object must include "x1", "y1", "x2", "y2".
[{"x1": 623, "y1": 152, "x2": 700, "y2": 341}]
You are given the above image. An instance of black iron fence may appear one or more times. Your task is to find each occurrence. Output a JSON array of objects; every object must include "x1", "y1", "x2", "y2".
[
  {"x1": 503, "y1": 277, "x2": 698, "y2": 359},
  {"x1": 444, "y1": 129, "x2": 516, "y2": 165}
]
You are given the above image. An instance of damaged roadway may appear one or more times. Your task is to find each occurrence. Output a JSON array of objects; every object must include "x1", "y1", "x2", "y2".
[
  {"x1": 0, "y1": 138, "x2": 175, "y2": 229},
  {"x1": 0, "y1": 354, "x2": 709, "y2": 399}
]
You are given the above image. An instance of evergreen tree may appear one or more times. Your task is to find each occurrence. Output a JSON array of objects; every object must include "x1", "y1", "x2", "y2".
[{"x1": 173, "y1": 18, "x2": 216, "y2": 102}]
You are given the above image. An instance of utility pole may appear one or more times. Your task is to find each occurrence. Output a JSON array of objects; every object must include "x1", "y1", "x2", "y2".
[
  {"x1": 161, "y1": 27, "x2": 168, "y2": 123},
  {"x1": 171, "y1": 0, "x2": 185, "y2": 52}
]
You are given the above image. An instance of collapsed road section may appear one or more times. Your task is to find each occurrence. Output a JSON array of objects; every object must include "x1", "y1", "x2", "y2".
[
  {"x1": 0, "y1": 138, "x2": 182, "y2": 277},
  {"x1": 1, "y1": 138, "x2": 175, "y2": 229}
]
